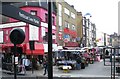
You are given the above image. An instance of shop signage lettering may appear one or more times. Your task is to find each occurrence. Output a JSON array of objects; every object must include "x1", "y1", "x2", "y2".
[{"x1": 64, "y1": 28, "x2": 77, "y2": 37}]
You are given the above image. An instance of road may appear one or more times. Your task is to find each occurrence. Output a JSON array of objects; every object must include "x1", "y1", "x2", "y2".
[{"x1": 2, "y1": 60, "x2": 111, "y2": 77}]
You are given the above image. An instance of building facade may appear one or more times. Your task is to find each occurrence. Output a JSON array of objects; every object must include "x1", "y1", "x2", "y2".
[
  {"x1": 110, "y1": 32, "x2": 119, "y2": 47},
  {"x1": 77, "y1": 12, "x2": 83, "y2": 47},
  {"x1": 89, "y1": 23, "x2": 96, "y2": 47},
  {"x1": 0, "y1": 2, "x2": 57, "y2": 54},
  {"x1": 82, "y1": 17, "x2": 96, "y2": 47},
  {"x1": 56, "y1": 1, "x2": 79, "y2": 49}
]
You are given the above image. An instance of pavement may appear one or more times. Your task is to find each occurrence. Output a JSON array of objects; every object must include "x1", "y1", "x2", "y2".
[{"x1": 1, "y1": 59, "x2": 120, "y2": 79}]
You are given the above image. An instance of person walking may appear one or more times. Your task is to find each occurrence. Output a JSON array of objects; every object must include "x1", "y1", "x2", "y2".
[{"x1": 43, "y1": 57, "x2": 48, "y2": 75}]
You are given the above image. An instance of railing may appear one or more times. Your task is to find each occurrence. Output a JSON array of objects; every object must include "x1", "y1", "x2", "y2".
[{"x1": 103, "y1": 47, "x2": 120, "y2": 79}]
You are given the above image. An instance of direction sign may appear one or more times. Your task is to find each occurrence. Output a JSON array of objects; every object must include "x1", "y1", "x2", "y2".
[{"x1": 0, "y1": 3, "x2": 40, "y2": 27}]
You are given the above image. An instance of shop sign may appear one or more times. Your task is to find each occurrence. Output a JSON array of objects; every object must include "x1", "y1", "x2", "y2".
[
  {"x1": 65, "y1": 42, "x2": 79, "y2": 47},
  {"x1": 64, "y1": 34, "x2": 69, "y2": 39},
  {"x1": 64, "y1": 28, "x2": 69, "y2": 34}
]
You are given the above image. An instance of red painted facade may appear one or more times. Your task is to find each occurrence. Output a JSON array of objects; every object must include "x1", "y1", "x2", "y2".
[
  {"x1": 2, "y1": 6, "x2": 57, "y2": 55},
  {"x1": 5, "y1": 6, "x2": 57, "y2": 44}
]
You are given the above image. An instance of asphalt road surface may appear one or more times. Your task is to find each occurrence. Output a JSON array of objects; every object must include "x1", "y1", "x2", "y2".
[{"x1": 2, "y1": 60, "x2": 111, "y2": 77}]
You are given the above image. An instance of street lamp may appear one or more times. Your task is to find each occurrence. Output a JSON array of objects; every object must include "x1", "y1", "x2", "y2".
[{"x1": 84, "y1": 12, "x2": 91, "y2": 19}]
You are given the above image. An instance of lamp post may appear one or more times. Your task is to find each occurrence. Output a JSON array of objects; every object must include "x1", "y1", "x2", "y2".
[{"x1": 48, "y1": 1, "x2": 53, "y2": 79}]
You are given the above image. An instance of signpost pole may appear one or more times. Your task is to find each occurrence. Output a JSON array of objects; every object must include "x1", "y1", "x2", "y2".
[
  {"x1": 14, "y1": 44, "x2": 17, "y2": 79},
  {"x1": 31, "y1": 50, "x2": 34, "y2": 74}
]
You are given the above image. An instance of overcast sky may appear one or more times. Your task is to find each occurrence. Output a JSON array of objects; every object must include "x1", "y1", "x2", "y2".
[{"x1": 64, "y1": 0, "x2": 119, "y2": 35}]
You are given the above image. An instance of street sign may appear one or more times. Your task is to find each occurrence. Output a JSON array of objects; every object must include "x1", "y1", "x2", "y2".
[
  {"x1": 9, "y1": 28, "x2": 25, "y2": 44},
  {"x1": 0, "y1": 3, "x2": 40, "y2": 27}
]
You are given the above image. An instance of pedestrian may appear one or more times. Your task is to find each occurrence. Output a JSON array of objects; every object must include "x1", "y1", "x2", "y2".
[
  {"x1": 43, "y1": 57, "x2": 48, "y2": 75},
  {"x1": 22, "y1": 56, "x2": 30, "y2": 70},
  {"x1": 105, "y1": 50, "x2": 109, "y2": 56},
  {"x1": 76, "y1": 56, "x2": 81, "y2": 70}
]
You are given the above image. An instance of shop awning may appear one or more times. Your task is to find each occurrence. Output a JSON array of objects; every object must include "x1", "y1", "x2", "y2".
[
  {"x1": 63, "y1": 47, "x2": 80, "y2": 50},
  {"x1": 1, "y1": 43, "x2": 24, "y2": 53},
  {"x1": 2, "y1": 43, "x2": 23, "y2": 49},
  {"x1": 25, "y1": 43, "x2": 44, "y2": 55}
]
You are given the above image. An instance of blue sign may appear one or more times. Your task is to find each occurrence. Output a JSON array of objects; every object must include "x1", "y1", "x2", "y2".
[{"x1": 64, "y1": 34, "x2": 69, "y2": 39}]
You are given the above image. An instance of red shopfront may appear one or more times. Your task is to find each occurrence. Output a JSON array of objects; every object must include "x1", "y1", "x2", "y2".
[
  {"x1": 2, "y1": 43, "x2": 44, "y2": 71},
  {"x1": 2, "y1": 43, "x2": 44, "y2": 55},
  {"x1": 24, "y1": 43, "x2": 44, "y2": 55}
]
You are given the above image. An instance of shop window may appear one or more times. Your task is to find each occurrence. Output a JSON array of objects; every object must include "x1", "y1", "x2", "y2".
[
  {"x1": 64, "y1": 8, "x2": 70, "y2": 16},
  {"x1": 43, "y1": 32, "x2": 48, "y2": 43},
  {"x1": 65, "y1": 21, "x2": 69, "y2": 28},
  {"x1": 59, "y1": 26, "x2": 62, "y2": 31},
  {"x1": 43, "y1": 32, "x2": 56, "y2": 43},
  {"x1": 45, "y1": 13, "x2": 48, "y2": 23},
  {"x1": 72, "y1": 24, "x2": 76, "y2": 30},
  {"x1": 83, "y1": 27, "x2": 85, "y2": 35},
  {"x1": 71, "y1": 12, "x2": 75, "y2": 19},
  {"x1": 30, "y1": 10, "x2": 37, "y2": 15}
]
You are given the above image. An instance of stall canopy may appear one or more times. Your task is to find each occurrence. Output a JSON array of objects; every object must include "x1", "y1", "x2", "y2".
[{"x1": 25, "y1": 43, "x2": 44, "y2": 55}]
